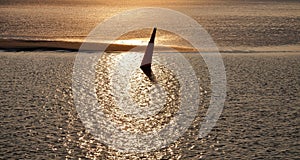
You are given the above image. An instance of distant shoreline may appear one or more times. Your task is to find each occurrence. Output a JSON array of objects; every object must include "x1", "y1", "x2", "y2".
[
  {"x1": 0, "y1": 39, "x2": 197, "y2": 53},
  {"x1": 0, "y1": 39, "x2": 299, "y2": 54}
]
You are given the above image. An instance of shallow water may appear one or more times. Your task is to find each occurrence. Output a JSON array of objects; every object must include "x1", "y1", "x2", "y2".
[
  {"x1": 0, "y1": 0, "x2": 299, "y2": 159},
  {"x1": 0, "y1": 0, "x2": 300, "y2": 47},
  {"x1": 0, "y1": 51, "x2": 299, "y2": 159}
]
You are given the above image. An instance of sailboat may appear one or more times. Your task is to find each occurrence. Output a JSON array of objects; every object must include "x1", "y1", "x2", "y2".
[{"x1": 140, "y1": 27, "x2": 157, "y2": 81}]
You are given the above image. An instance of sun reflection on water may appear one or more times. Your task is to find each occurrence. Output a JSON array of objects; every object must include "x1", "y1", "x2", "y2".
[{"x1": 65, "y1": 50, "x2": 208, "y2": 159}]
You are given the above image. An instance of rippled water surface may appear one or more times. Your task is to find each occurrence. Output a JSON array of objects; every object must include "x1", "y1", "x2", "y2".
[
  {"x1": 0, "y1": 51, "x2": 299, "y2": 159},
  {"x1": 0, "y1": 0, "x2": 299, "y2": 159}
]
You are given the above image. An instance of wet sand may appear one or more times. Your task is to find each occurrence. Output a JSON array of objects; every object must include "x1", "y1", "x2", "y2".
[
  {"x1": 0, "y1": 39, "x2": 197, "y2": 53},
  {"x1": 0, "y1": 51, "x2": 299, "y2": 159}
]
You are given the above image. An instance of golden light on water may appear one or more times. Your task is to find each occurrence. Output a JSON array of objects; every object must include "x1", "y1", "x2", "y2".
[
  {"x1": 114, "y1": 29, "x2": 194, "y2": 48},
  {"x1": 1, "y1": 0, "x2": 299, "y2": 159},
  {"x1": 113, "y1": 39, "x2": 149, "y2": 46}
]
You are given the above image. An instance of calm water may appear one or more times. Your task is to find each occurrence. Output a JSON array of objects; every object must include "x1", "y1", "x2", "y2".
[
  {"x1": 0, "y1": 0, "x2": 299, "y2": 159},
  {"x1": 0, "y1": 0, "x2": 300, "y2": 48}
]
